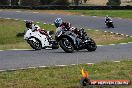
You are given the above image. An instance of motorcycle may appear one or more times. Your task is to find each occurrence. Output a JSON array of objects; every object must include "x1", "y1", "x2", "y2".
[
  {"x1": 105, "y1": 20, "x2": 114, "y2": 28},
  {"x1": 55, "y1": 27, "x2": 97, "y2": 53},
  {"x1": 24, "y1": 29, "x2": 59, "y2": 50}
]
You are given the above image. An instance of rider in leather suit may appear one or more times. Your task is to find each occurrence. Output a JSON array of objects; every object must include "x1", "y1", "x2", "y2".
[
  {"x1": 54, "y1": 18, "x2": 87, "y2": 49},
  {"x1": 25, "y1": 20, "x2": 49, "y2": 36}
]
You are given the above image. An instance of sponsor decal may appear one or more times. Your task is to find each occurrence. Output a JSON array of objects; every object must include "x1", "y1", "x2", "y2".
[{"x1": 80, "y1": 68, "x2": 131, "y2": 86}]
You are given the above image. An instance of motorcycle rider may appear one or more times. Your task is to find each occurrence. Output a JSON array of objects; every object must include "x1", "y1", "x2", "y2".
[
  {"x1": 105, "y1": 15, "x2": 112, "y2": 23},
  {"x1": 54, "y1": 18, "x2": 87, "y2": 49},
  {"x1": 54, "y1": 18, "x2": 85, "y2": 38},
  {"x1": 25, "y1": 20, "x2": 49, "y2": 36},
  {"x1": 54, "y1": 18, "x2": 71, "y2": 32},
  {"x1": 105, "y1": 15, "x2": 114, "y2": 28}
]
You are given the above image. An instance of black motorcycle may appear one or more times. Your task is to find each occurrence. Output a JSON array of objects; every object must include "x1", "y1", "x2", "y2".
[
  {"x1": 55, "y1": 27, "x2": 97, "y2": 53},
  {"x1": 105, "y1": 20, "x2": 114, "y2": 28}
]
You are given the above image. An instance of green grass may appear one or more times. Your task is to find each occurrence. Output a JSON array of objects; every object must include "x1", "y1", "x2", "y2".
[
  {"x1": 0, "y1": 18, "x2": 132, "y2": 50},
  {"x1": 0, "y1": 19, "x2": 24, "y2": 44},
  {"x1": 86, "y1": 30, "x2": 132, "y2": 45},
  {"x1": 66, "y1": 10, "x2": 132, "y2": 18},
  {"x1": 0, "y1": 60, "x2": 131, "y2": 88}
]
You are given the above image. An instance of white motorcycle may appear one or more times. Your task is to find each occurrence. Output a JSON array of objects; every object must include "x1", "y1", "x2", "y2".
[{"x1": 24, "y1": 29, "x2": 59, "y2": 50}]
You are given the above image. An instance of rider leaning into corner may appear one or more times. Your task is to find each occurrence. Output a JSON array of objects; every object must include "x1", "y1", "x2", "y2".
[
  {"x1": 105, "y1": 15, "x2": 113, "y2": 23},
  {"x1": 54, "y1": 18, "x2": 87, "y2": 49},
  {"x1": 54, "y1": 18, "x2": 87, "y2": 40},
  {"x1": 54, "y1": 18, "x2": 71, "y2": 32},
  {"x1": 25, "y1": 20, "x2": 51, "y2": 37}
]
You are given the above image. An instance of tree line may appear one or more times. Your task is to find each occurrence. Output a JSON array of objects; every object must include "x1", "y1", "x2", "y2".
[{"x1": 0, "y1": 0, "x2": 121, "y2": 6}]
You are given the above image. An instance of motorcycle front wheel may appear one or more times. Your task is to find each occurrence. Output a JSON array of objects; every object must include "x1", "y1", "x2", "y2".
[
  {"x1": 28, "y1": 37, "x2": 42, "y2": 50},
  {"x1": 111, "y1": 23, "x2": 114, "y2": 28},
  {"x1": 59, "y1": 38, "x2": 74, "y2": 53},
  {"x1": 86, "y1": 38, "x2": 97, "y2": 52}
]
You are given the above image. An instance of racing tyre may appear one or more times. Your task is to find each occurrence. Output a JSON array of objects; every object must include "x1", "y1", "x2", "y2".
[
  {"x1": 111, "y1": 23, "x2": 114, "y2": 28},
  {"x1": 28, "y1": 37, "x2": 42, "y2": 50},
  {"x1": 59, "y1": 38, "x2": 74, "y2": 53},
  {"x1": 86, "y1": 38, "x2": 97, "y2": 52}
]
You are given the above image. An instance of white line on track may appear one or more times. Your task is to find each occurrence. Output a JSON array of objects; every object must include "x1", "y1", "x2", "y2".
[
  {"x1": 39, "y1": 66, "x2": 47, "y2": 68},
  {"x1": 109, "y1": 44, "x2": 116, "y2": 46},
  {"x1": 113, "y1": 61, "x2": 120, "y2": 63},
  {"x1": 55, "y1": 65, "x2": 67, "y2": 67},
  {"x1": 15, "y1": 19, "x2": 19, "y2": 20},
  {"x1": 71, "y1": 64, "x2": 76, "y2": 65},
  {"x1": 128, "y1": 42, "x2": 132, "y2": 43},
  {"x1": 0, "y1": 70, "x2": 6, "y2": 72},
  {"x1": 51, "y1": 24, "x2": 54, "y2": 25},
  {"x1": 19, "y1": 68, "x2": 26, "y2": 70},
  {"x1": 97, "y1": 45, "x2": 104, "y2": 47},
  {"x1": 0, "y1": 61, "x2": 122, "y2": 72},
  {"x1": 125, "y1": 35, "x2": 129, "y2": 37},
  {"x1": 45, "y1": 48, "x2": 52, "y2": 50},
  {"x1": 119, "y1": 43, "x2": 128, "y2": 45},
  {"x1": 5, "y1": 18, "x2": 11, "y2": 20},
  {"x1": 86, "y1": 63, "x2": 95, "y2": 65},
  {"x1": 16, "y1": 11, "x2": 21, "y2": 13},
  {"x1": 33, "y1": 12, "x2": 39, "y2": 13},
  {"x1": 81, "y1": 15, "x2": 85, "y2": 16},
  {"x1": 121, "y1": 34, "x2": 124, "y2": 36},
  {"x1": 92, "y1": 16, "x2": 97, "y2": 18},
  {"x1": 43, "y1": 22, "x2": 47, "y2": 24},
  {"x1": 28, "y1": 67, "x2": 36, "y2": 69},
  {"x1": 7, "y1": 49, "x2": 33, "y2": 51},
  {"x1": 87, "y1": 29, "x2": 92, "y2": 30}
]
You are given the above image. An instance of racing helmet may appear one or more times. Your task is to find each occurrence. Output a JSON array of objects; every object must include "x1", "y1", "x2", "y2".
[
  {"x1": 25, "y1": 20, "x2": 33, "y2": 28},
  {"x1": 54, "y1": 18, "x2": 63, "y2": 28}
]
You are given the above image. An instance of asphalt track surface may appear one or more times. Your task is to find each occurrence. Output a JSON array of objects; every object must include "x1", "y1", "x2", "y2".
[{"x1": 0, "y1": 10, "x2": 132, "y2": 70}]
